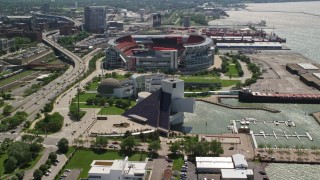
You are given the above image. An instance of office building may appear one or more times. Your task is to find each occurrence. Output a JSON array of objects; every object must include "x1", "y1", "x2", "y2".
[
  {"x1": 183, "y1": 16, "x2": 191, "y2": 27},
  {"x1": 84, "y1": 6, "x2": 106, "y2": 34},
  {"x1": 88, "y1": 157, "x2": 146, "y2": 180}
]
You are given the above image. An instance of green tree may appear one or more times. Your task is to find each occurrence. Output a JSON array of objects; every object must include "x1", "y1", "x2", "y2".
[
  {"x1": 121, "y1": 136, "x2": 136, "y2": 155},
  {"x1": 48, "y1": 152, "x2": 57, "y2": 163},
  {"x1": 15, "y1": 171, "x2": 25, "y2": 180},
  {"x1": 43, "y1": 103, "x2": 53, "y2": 112},
  {"x1": 11, "y1": 175, "x2": 19, "y2": 180},
  {"x1": 169, "y1": 142, "x2": 181, "y2": 154},
  {"x1": 33, "y1": 169, "x2": 43, "y2": 180},
  {"x1": 124, "y1": 130, "x2": 132, "y2": 138},
  {"x1": 35, "y1": 112, "x2": 64, "y2": 133},
  {"x1": 5, "y1": 156, "x2": 17, "y2": 173},
  {"x1": 95, "y1": 136, "x2": 108, "y2": 147},
  {"x1": 210, "y1": 140, "x2": 224, "y2": 156},
  {"x1": 148, "y1": 141, "x2": 161, "y2": 152},
  {"x1": 57, "y1": 138, "x2": 69, "y2": 153},
  {"x1": 8, "y1": 142, "x2": 32, "y2": 167},
  {"x1": 107, "y1": 98, "x2": 115, "y2": 106},
  {"x1": 3, "y1": 104, "x2": 14, "y2": 116},
  {"x1": 39, "y1": 164, "x2": 48, "y2": 174}
]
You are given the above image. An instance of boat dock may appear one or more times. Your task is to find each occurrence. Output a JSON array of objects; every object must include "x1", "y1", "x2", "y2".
[
  {"x1": 196, "y1": 98, "x2": 280, "y2": 113},
  {"x1": 306, "y1": 132, "x2": 313, "y2": 141},
  {"x1": 273, "y1": 131, "x2": 278, "y2": 140},
  {"x1": 235, "y1": 119, "x2": 297, "y2": 127},
  {"x1": 253, "y1": 131, "x2": 313, "y2": 141}
]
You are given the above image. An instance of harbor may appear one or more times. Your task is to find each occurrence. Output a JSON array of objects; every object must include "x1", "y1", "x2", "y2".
[{"x1": 178, "y1": 100, "x2": 320, "y2": 149}]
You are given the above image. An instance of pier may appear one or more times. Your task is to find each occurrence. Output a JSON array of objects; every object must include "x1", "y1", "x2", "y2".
[
  {"x1": 253, "y1": 131, "x2": 313, "y2": 141},
  {"x1": 196, "y1": 98, "x2": 280, "y2": 113},
  {"x1": 235, "y1": 119, "x2": 295, "y2": 127},
  {"x1": 273, "y1": 131, "x2": 278, "y2": 140}
]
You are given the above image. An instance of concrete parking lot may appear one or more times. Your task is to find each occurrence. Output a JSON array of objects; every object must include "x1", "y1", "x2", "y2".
[{"x1": 65, "y1": 169, "x2": 81, "y2": 180}]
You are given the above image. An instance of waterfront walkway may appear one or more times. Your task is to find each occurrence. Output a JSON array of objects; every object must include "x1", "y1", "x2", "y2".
[
  {"x1": 311, "y1": 112, "x2": 320, "y2": 125},
  {"x1": 196, "y1": 96, "x2": 281, "y2": 113}
]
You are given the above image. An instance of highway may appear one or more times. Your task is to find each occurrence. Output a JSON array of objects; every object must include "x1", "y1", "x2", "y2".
[
  {"x1": 7, "y1": 31, "x2": 87, "y2": 133},
  {"x1": 31, "y1": 12, "x2": 82, "y2": 26}
]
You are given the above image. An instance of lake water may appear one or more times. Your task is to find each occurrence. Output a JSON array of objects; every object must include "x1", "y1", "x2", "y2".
[
  {"x1": 177, "y1": 100, "x2": 320, "y2": 149},
  {"x1": 208, "y1": 1, "x2": 320, "y2": 64}
]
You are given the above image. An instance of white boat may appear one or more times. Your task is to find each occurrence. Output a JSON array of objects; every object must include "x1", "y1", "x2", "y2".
[
  {"x1": 240, "y1": 120, "x2": 246, "y2": 125},
  {"x1": 245, "y1": 117, "x2": 257, "y2": 121},
  {"x1": 259, "y1": 130, "x2": 264, "y2": 134},
  {"x1": 274, "y1": 121, "x2": 280, "y2": 125},
  {"x1": 246, "y1": 121, "x2": 250, "y2": 125},
  {"x1": 287, "y1": 120, "x2": 293, "y2": 126}
]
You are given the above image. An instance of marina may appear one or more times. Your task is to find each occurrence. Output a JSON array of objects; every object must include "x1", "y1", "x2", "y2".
[{"x1": 179, "y1": 100, "x2": 320, "y2": 149}]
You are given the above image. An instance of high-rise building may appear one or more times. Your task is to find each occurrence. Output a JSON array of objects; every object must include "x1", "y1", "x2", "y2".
[
  {"x1": 152, "y1": 13, "x2": 161, "y2": 27},
  {"x1": 183, "y1": 16, "x2": 191, "y2": 27},
  {"x1": 84, "y1": 6, "x2": 106, "y2": 34},
  {"x1": 41, "y1": 3, "x2": 50, "y2": 14}
]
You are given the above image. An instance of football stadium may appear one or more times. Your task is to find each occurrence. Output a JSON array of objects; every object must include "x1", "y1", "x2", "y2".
[{"x1": 105, "y1": 34, "x2": 214, "y2": 73}]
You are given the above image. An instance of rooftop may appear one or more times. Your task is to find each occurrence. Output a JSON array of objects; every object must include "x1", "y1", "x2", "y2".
[
  {"x1": 298, "y1": 63, "x2": 319, "y2": 70},
  {"x1": 221, "y1": 169, "x2": 253, "y2": 179}
]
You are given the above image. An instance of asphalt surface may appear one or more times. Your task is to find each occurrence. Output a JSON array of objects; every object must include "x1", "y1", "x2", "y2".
[
  {"x1": 23, "y1": 146, "x2": 57, "y2": 180},
  {"x1": 5, "y1": 30, "x2": 87, "y2": 135}
]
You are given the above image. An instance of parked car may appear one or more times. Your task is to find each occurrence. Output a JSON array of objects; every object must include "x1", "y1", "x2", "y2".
[
  {"x1": 259, "y1": 171, "x2": 266, "y2": 175},
  {"x1": 65, "y1": 169, "x2": 71, "y2": 172},
  {"x1": 44, "y1": 172, "x2": 49, "y2": 176},
  {"x1": 167, "y1": 164, "x2": 173, "y2": 167},
  {"x1": 61, "y1": 174, "x2": 67, "y2": 177},
  {"x1": 229, "y1": 147, "x2": 234, "y2": 150}
]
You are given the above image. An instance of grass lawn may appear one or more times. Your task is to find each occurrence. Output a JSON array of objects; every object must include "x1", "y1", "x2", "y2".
[
  {"x1": 65, "y1": 149, "x2": 147, "y2": 179},
  {"x1": 0, "y1": 153, "x2": 8, "y2": 176},
  {"x1": 98, "y1": 106, "x2": 126, "y2": 115},
  {"x1": 0, "y1": 70, "x2": 35, "y2": 87},
  {"x1": 180, "y1": 76, "x2": 240, "y2": 87},
  {"x1": 87, "y1": 81, "x2": 100, "y2": 91},
  {"x1": 227, "y1": 64, "x2": 239, "y2": 77},
  {"x1": 220, "y1": 79, "x2": 240, "y2": 87},
  {"x1": 74, "y1": 103, "x2": 129, "y2": 115},
  {"x1": 77, "y1": 93, "x2": 98, "y2": 102},
  {"x1": 172, "y1": 156, "x2": 184, "y2": 171},
  {"x1": 65, "y1": 146, "x2": 75, "y2": 158}
]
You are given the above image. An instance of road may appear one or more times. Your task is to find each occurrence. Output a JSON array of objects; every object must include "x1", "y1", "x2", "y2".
[
  {"x1": 46, "y1": 55, "x2": 104, "y2": 142},
  {"x1": 23, "y1": 146, "x2": 57, "y2": 180},
  {"x1": 5, "y1": 30, "x2": 87, "y2": 135}
]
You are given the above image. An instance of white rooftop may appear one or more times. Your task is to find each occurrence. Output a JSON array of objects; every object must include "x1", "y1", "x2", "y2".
[
  {"x1": 196, "y1": 161, "x2": 234, "y2": 169},
  {"x1": 89, "y1": 159, "x2": 146, "y2": 176},
  {"x1": 313, "y1": 73, "x2": 320, "y2": 79},
  {"x1": 89, "y1": 166, "x2": 111, "y2": 174},
  {"x1": 196, "y1": 157, "x2": 233, "y2": 162},
  {"x1": 232, "y1": 154, "x2": 248, "y2": 168},
  {"x1": 221, "y1": 169, "x2": 252, "y2": 179},
  {"x1": 298, "y1": 63, "x2": 319, "y2": 70}
]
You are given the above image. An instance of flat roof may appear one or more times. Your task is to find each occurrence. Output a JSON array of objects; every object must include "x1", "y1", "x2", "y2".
[
  {"x1": 298, "y1": 63, "x2": 319, "y2": 70},
  {"x1": 196, "y1": 162, "x2": 234, "y2": 169},
  {"x1": 196, "y1": 157, "x2": 233, "y2": 162},
  {"x1": 313, "y1": 73, "x2": 320, "y2": 80},
  {"x1": 217, "y1": 42, "x2": 282, "y2": 47},
  {"x1": 232, "y1": 154, "x2": 248, "y2": 168},
  {"x1": 89, "y1": 166, "x2": 111, "y2": 174},
  {"x1": 221, "y1": 169, "x2": 249, "y2": 179}
]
